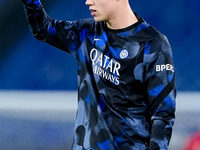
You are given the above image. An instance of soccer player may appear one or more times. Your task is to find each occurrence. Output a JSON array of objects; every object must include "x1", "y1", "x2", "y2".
[{"x1": 22, "y1": 0, "x2": 176, "y2": 149}]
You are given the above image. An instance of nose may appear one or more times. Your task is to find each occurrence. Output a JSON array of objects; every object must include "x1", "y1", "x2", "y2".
[{"x1": 85, "y1": 0, "x2": 94, "y2": 6}]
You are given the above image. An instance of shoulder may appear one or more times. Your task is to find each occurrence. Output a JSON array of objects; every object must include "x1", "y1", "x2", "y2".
[
  {"x1": 138, "y1": 21, "x2": 171, "y2": 54},
  {"x1": 139, "y1": 21, "x2": 168, "y2": 43},
  {"x1": 56, "y1": 18, "x2": 96, "y2": 32},
  {"x1": 76, "y1": 18, "x2": 96, "y2": 32},
  {"x1": 77, "y1": 18, "x2": 95, "y2": 27}
]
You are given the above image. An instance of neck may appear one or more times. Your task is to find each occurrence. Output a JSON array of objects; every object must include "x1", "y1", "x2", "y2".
[{"x1": 106, "y1": 2, "x2": 138, "y2": 29}]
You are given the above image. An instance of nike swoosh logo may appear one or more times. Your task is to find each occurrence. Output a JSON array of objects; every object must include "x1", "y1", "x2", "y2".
[{"x1": 94, "y1": 38, "x2": 102, "y2": 41}]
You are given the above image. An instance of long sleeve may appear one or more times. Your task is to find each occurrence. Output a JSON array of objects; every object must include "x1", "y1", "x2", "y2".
[
  {"x1": 22, "y1": 0, "x2": 95, "y2": 54},
  {"x1": 144, "y1": 34, "x2": 176, "y2": 149},
  {"x1": 22, "y1": 0, "x2": 50, "y2": 40},
  {"x1": 22, "y1": 0, "x2": 70, "y2": 52}
]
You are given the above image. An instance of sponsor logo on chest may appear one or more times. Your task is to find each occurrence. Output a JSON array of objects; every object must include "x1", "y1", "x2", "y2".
[{"x1": 90, "y1": 48, "x2": 121, "y2": 85}]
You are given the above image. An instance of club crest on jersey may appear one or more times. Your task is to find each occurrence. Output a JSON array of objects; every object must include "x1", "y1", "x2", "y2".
[{"x1": 119, "y1": 50, "x2": 129, "y2": 59}]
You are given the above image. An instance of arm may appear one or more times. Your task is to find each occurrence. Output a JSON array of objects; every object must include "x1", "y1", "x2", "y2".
[
  {"x1": 22, "y1": 0, "x2": 93, "y2": 54},
  {"x1": 22, "y1": 0, "x2": 71, "y2": 52},
  {"x1": 144, "y1": 35, "x2": 176, "y2": 149}
]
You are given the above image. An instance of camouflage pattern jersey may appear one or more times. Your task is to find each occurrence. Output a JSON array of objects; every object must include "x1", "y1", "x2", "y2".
[{"x1": 22, "y1": 1, "x2": 176, "y2": 149}]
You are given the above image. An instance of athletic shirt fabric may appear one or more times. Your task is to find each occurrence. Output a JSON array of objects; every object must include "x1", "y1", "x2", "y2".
[{"x1": 23, "y1": 2, "x2": 176, "y2": 150}]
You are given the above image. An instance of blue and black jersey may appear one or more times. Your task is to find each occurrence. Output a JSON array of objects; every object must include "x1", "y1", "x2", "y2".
[{"x1": 23, "y1": 1, "x2": 176, "y2": 149}]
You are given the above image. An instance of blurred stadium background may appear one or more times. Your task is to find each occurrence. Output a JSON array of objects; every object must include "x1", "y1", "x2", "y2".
[{"x1": 0, "y1": 0, "x2": 200, "y2": 149}]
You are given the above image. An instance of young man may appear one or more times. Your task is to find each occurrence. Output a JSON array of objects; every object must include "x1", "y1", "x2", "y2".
[{"x1": 22, "y1": 0, "x2": 176, "y2": 149}]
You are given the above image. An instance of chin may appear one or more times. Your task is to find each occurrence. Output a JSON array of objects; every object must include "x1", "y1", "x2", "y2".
[{"x1": 93, "y1": 17, "x2": 105, "y2": 22}]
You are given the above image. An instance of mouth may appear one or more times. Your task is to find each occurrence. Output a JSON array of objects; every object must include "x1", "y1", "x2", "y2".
[{"x1": 90, "y1": 9, "x2": 97, "y2": 16}]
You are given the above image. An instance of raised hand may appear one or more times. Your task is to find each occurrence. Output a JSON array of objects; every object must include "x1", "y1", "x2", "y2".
[{"x1": 22, "y1": 0, "x2": 41, "y2": 9}]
